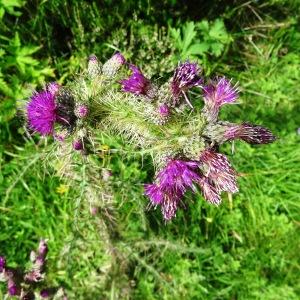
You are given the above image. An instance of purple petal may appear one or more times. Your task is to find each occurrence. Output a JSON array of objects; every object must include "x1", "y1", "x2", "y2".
[
  {"x1": 199, "y1": 149, "x2": 239, "y2": 193},
  {"x1": 198, "y1": 178, "x2": 222, "y2": 205},
  {"x1": 144, "y1": 184, "x2": 163, "y2": 205}
]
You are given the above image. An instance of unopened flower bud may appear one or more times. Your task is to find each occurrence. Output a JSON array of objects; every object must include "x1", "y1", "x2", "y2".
[
  {"x1": 87, "y1": 54, "x2": 101, "y2": 78},
  {"x1": 38, "y1": 240, "x2": 48, "y2": 258},
  {"x1": 0, "y1": 256, "x2": 6, "y2": 272},
  {"x1": 75, "y1": 104, "x2": 89, "y2": 118},
  {"x1": 102, "y1": 52, "x2": 126, "y2": 77},
  {"x1": 90, "y1": 207, "x2": 98, "y2": 216},
  {"x1": 54, "y1": 129, "x2": 69, "y2": 142},
  {"x1": 8, "y1": 279, "x2": 19, "y2": 296},
  {"x1": 73, "y1": 140, "x2": 83, "y2": 151},
  {"x1": 29, "y1": 251, "x2": 36, "y2": 263},
  {"x1": 158, "y1": 104, "x2": 170, "y2": 118},
  {"x1": 47, "y1": 82, "x2": 60, "y2": 95},
  {"x1": 102, "y1": 169, "x2": 112, "y2": 181},
  {"x1": 40, "y1": 289, "x2": 51, "y2": 298}
]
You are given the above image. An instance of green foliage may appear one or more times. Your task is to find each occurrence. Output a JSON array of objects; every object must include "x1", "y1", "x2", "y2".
[
  {"x1": 0, "y1": 0, "x2": 24, "y2": 19},
  {"x1": 0, "y1": 32, "x2": 54, "y2": 123},
  {"x1": 170, "y1": 19, "x2": 232, "y2": 71}
]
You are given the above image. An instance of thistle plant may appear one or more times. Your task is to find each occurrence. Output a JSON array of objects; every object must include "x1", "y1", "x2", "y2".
[
  {"x1": 24, "y1": 52, "x2": 275, "y2": 221},
  {"x1": 0, "y1": 240, "x2": 67, "y2": 299}
]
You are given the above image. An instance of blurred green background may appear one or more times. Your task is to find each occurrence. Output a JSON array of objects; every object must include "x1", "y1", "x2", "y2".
[{"x1": 0, "y1": 0, "x2": 299, "y2": 299}]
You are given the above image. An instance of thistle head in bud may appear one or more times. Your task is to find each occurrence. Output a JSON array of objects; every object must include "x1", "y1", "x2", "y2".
[
  {"x1": 46, "y1": 82, "x2": 60, "y2": 95},
  {"x1": 120, "y1": 64, "x2": 157, "y2": 99},
  {"x1": 203, "y1": 77, "x2": 239, "y2": 122},
  {"x1": 158, "y1": 104, "x2": 170, "y2": 118},
  {"x1": 54, "y1": 128, "x2": 69, "y2": 142},
  {"x1": 75, "y1": 104, "x2": 89, "y2": 119},
  {"x1": 73, "y1": 139, "x2": 83, "y2": 151},
  {"x1": 102, "y1": 169, "x2": 112, "y2": 181},
  {"x1": 102, "y1": 52, "x2": 126, "y2": 77},
  {"x1": 40, "y1": 289, "x2": 51, "y2": 298},
  {"x1": 171, "y1": 61, "x2": 202, "y2": 106},
  {"x1": 8, "y1": 279, "x2": 19, "y2": 296},
  {"x1": 0, "y1": 256, "x2": 6, "y2": 272},
  {"x1": 224, "y1": 122, "x2": 276, "y2": 145},
  {"x1": 87, "y1": 54, "x2": 101, "y2": 78},
  {"x1": 38, "y1": 239, "x2": 48, "y2": 258},
  {"x1": 89, "y1": 206, "x2": 98, "y2": 216}
]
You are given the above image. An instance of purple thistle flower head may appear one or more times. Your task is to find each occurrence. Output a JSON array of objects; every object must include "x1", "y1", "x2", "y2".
[
  {"x1": 73, "y1": 139, "x2": 83, "y2": 151},
  {"x1": 75, "y1": 104, "x2": 89, "y2": 118},
  {"x1": 203, "y1": 77, "x2": 238, "y2": 106},
  {"x1": 0, "y1": 256, "x2": 6, "y2": 272},
  {"x1": 120, "y1": 64, "x2": 157, "y2": 99},
  {"x1": 145, "y1": 159, "x2": 201, "y2": 220},
  {"x1": 158, "y1": 104, "x2": 170, "y2": 118},
  {"x1": 171, "y1": 61, "x2": 202, "y2": 101},
  {"x1": 224, "y1": 122, "x2": 276, "y2": 145},
  {"x1": 27, "y1": 90, "x2": 57, "y2": 136},
  {"x1": 199, "y1": 149, "x2": 238, "y2": 193},
  {"x1": 157, "y1": 160, "x2": 200, "y2": 193},
  {"x1": 202, "y1": 77, "x2": 238, "y2": 122}
]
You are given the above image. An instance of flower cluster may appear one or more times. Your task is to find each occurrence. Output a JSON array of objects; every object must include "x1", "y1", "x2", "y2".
[
  {"x1": 144, "y1": 149, "x2": 239, "y2": 220},
  {"x1": 25, "y1": 51, "x2": 276, "y2": 221},
  {"x1": 0, "y1": 240, "x2": 67, "y2": 299}
]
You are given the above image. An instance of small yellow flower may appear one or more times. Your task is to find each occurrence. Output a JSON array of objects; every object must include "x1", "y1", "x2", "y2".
[
  {"x1": 98, "y1": 144, "x2": 110, "y2": 158},
  {"x1": 101, "y1": 144, "x2": 110, "y2": 151},
  {"x1": 56, "y1": 184, "x2": 69, "y2": 194}
]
